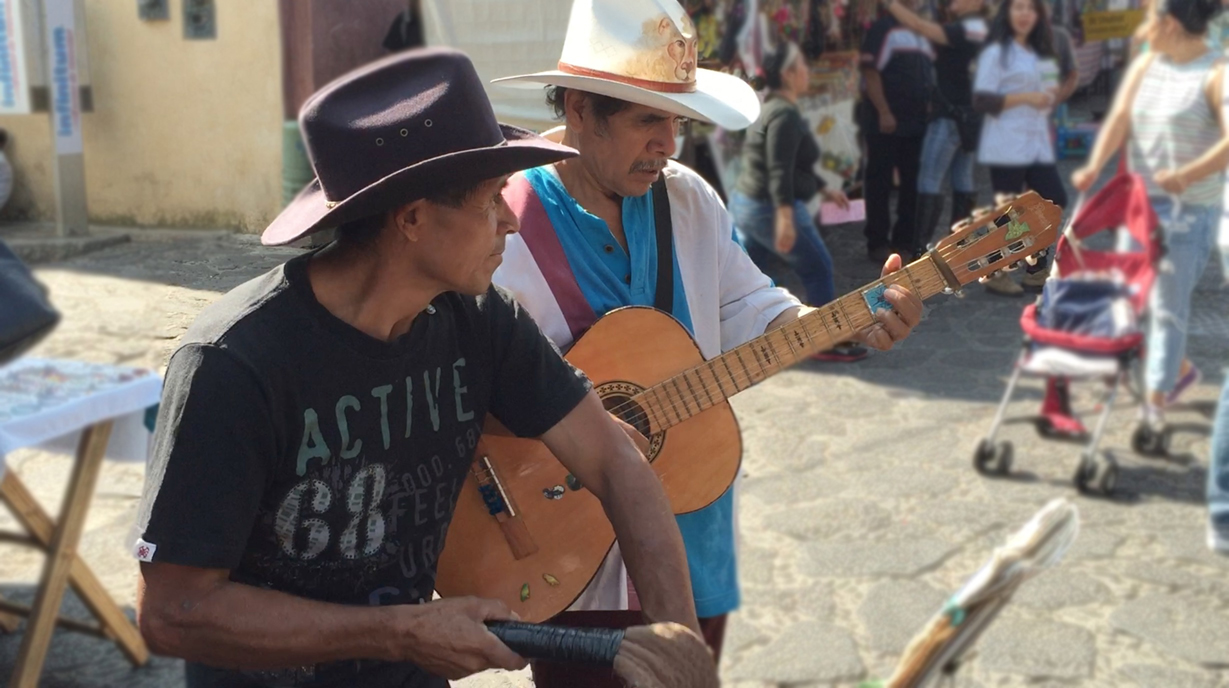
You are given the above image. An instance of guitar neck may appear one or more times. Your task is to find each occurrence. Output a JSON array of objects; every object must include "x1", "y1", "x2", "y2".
[{"x1": 635, "y1": 254, "x2": 955, "y2": 433}]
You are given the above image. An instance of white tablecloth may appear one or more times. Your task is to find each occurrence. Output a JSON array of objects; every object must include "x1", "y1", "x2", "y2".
[{"x1": 0, "y1": 358, "x2": 163, "y2": 480}]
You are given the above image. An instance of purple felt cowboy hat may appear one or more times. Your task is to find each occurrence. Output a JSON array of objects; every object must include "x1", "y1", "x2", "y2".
[{"x1": 263, "y1": 48, "x2": 578, "y2": 246}]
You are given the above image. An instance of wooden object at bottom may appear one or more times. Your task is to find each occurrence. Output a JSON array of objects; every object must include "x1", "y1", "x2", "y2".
[{"x1": 0, "y1": 421, "x2": 150, "y2": 687}]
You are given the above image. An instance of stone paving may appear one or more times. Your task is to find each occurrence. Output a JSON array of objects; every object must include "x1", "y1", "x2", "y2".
[{"x1": 0, "y1": 162, "x2": 1227, "y2": 687}]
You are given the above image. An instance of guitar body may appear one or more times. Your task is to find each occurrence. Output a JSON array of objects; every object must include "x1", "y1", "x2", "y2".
[{"x1": 435, "y1": 307, "x2": 742, "y2": 622}]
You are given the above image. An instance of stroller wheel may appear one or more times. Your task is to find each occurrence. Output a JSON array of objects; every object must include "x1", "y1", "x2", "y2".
[
  {"x1": 1074, "y1": 452, "x2": 1118, "y2": 496},
  {"x1": 973, "y1": 439, "x2": 1013, "y2": 476},
  {"x1": 1131, "y1": 423, "x2": 1170, "y2": 457}
]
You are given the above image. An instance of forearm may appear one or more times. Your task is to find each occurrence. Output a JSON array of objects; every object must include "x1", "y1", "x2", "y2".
[
  {"x1": 1084, "y1": 109, "x2": 1129, "y2": 176},
  {"x1": 596, "y1": 451, "x2": 699, "y2": 631},
  {"x1": 885, "y1": 1, "x2": 947, "y2": 44},
  {"x1": 1057, "y1": 72, "x2": 1078, "y2": 104},
  {"x1": 1177, "y1": 138, "x2": 1229, "y2": 185},
  {"x1": 766, "y1": 305, "x2": 811, "y2": 333},
  {"x1": 1002, "y1": 93, "x2": 1039, "y2": 110},
  {"x1": 774, "y1": 204, "x2": 794, "y2": 229},
  {"x1": 140, "y1": 575, "x2": 395, "y2": 670},
  {"x1": 863, "y1": 69, "x2": 892, "y2": 117}
]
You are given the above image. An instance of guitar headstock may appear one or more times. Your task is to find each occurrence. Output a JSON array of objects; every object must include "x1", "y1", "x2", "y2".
[{"x1": 931, "y1": 191, "x2": 1063, "y2": 289}]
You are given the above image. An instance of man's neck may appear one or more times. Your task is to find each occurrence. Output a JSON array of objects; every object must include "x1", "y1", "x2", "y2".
[
  {"x1": 307, "y1": 243, "x2": 437, "y2": 342},
  {"x1": 554, "y1": 130, "x2": 624, "y2": 218}
]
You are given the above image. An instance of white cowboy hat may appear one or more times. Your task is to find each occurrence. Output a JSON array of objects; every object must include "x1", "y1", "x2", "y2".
[{"x1": 493, "y1": 0, "x2": 761, "y2": 131}]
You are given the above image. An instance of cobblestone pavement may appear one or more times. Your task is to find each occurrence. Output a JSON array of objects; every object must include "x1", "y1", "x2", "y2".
[{"x1": 1, "y1": 159, "x2": 1227, "y2": 687}]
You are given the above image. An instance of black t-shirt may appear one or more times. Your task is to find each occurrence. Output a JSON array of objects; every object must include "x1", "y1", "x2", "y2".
[
  {"x1": 134, "y1": 253, "x2": 591, "y2": 687},
  {"x1": 859, "y1": 16, "x2": 935, "y2": 137},
  {"x1": 935, "y1": 15, "x2": 988, "y2": 108}
]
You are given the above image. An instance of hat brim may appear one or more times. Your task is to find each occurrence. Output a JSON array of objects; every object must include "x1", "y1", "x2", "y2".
[
  {"x1": 492, "y1": 67, "x2": 760, "y2": 131},
  {"x1": 262, "y1": 124, "x2": 577, "y2": 246}
]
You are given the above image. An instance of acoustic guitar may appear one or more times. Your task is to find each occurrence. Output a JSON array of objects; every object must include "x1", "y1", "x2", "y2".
[{"x1": 436, "y1": 191, "x2": 1063, "y2": 622}]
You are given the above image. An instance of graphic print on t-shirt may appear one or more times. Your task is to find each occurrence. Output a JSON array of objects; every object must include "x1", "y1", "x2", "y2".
[{"x1": 251, "y1": 359, "x2": 485, "y2": 607}]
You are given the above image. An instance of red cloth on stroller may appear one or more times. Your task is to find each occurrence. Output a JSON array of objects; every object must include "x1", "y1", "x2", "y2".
[{"x1": 1020, "y1": 173, "x2": 1160, "y2": 435}]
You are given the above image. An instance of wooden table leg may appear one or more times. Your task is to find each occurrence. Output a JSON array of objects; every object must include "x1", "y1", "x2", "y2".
[
  {"x1": 0, "y1": 468, "x2": 150, "y2": 666},
  {"x1": 0, "y1": 593, "x2": 20, "y2": 633},
  {"x1": 6, "y1": 422, "x2": 146, "y2": 688}
]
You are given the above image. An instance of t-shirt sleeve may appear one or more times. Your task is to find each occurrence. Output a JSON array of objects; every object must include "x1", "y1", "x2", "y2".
[
  {"x1": 943, "y1": 20, "x2": 968, "y2": 48},
  {"x1": 973, "y1": 45, "x2": 1002, "y2": 94},
  {"x1": 133, "y1": 344, "x2": 276, "y2": 570},
  {"x1": 1054, "y1": 29, "x2": 1076, "y2": 80},
  {"x1": 484, "y1": 287, "x2": 592, "y2": 438},
  {"x1": 765, "y1": 109, "x2": 803, "y2": 206},
  {"x1": 860, "y1": 21, "x2": 888, "y2": 70}
]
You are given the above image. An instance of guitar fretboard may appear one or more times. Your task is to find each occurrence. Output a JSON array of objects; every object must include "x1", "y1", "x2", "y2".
[{"x1": 633, "y1": 256, "x2": 952, "y2": 433}]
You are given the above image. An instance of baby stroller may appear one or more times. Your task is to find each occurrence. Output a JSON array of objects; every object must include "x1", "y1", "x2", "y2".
[{"x1": 973, "y1": 172, "x2": 1161, "y2": 496}]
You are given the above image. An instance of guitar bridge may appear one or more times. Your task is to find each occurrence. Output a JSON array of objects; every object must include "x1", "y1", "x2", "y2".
[{"x1": 471, "y1": 451, "x2": 538, "y2": 559}]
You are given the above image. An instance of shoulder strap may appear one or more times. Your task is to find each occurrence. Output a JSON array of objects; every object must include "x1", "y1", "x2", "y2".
[
  {"x1": 651, "y1": 175, "x2": 674, "y2": 314},
  {"x1": 503, "y1": 174, "x2": 597, "y2": 341}
]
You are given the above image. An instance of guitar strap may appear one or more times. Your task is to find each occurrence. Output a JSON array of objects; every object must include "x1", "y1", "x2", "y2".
[
  {"x1": 503, "y1": 174, "x2": 597, "y2": 341},
  {"x1": 650, "y1": 175, "x2": 674, "y2": 315},
  {"x1": 506, "y1": 173, "x2": 676, "y2": 342}
]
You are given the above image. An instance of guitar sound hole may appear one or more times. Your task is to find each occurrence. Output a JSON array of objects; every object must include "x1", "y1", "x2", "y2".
[
  {"x1": 603, "y1": 393, "x2": 651, "y2": 437},
  {"x1": 596, "y1": 382, "x2": 666, "y2": 460}
]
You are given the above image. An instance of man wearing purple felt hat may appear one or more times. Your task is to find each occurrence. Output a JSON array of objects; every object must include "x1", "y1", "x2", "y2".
[{"x1": 130, "y1": 48, "x2": 700, "y2": 687}]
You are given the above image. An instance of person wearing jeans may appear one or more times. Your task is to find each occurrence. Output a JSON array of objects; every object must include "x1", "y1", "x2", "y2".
[
  {"x1": 1073, "y1": 0, "x2": 1229, "y2": 431},
  {"x1": 883, "y1": 0, "x2": 988, "y2": 257},
  {"x1": 732, "y1": 41, "x2": 869, "y2": 362}
]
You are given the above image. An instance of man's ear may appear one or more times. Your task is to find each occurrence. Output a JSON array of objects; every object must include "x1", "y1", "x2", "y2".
[
  {"x1": 393, "y1": 201, "x2": 425, "y2": 242},
  {"x1": 564, "y1": 89, "x2": 587, "y2": 134}
]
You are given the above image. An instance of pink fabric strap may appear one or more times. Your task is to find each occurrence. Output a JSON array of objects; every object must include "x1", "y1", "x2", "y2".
[{"x1": 504, "y1": 174, "x2": 596, "y2": 341}]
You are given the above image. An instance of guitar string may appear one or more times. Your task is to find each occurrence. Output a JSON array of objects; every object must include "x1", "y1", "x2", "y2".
[
  {"x1": 593, "y1": 207, "x2": 1051, "y2": 426},
  {"x1": 597, "y1": 273, "x2": 955, "y2": 429},
  {"x1": 598, "y1": 218, "x2": 1051, "y2": 429}
]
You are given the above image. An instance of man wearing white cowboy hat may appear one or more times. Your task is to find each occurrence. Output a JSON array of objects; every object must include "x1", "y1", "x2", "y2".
[
  {"x1": 492, "y1": 1, "x2": 925, "y2": 684},
  {"x1": 131, "y1": 48, "x2": 701, "y2": 688}
]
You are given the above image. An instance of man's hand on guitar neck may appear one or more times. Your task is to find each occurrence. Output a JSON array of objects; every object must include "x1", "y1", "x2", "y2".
[{"x1": 767, "y1": 252, "x2": 924, "y2": 350}]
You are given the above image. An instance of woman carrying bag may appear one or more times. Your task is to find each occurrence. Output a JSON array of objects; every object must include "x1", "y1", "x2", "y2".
[{"x1": 1072, "y1": 0, "x2": 1229, "y2": 435}]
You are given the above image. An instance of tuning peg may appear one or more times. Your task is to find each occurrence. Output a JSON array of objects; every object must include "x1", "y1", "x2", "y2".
[{"x1": 1025, "y1": 254, "x2": 1039, "y2": 266}]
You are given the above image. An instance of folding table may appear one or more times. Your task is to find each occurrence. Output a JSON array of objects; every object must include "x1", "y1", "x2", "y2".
[{"x1": 0, "y1": 358, "x2": 162, "y2": 687}]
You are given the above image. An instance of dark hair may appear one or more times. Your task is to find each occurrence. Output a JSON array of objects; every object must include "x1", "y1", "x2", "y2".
[
  {"x1": 988, "y1": 0, "x2": 1055, "y2": 64},
  {"x1": 761, "y1": 42, "x2": 799, "y2": 90},
  {"x1": 545, "y1": 86, "x2": 632, "y2": 127},
  {"x1": 334, "y1": 179, "x2": 484, "y2": 247},
  {"x1": 0, "y1": 128, "x2": 9, "y2": 150},
  {"x1": 1160, "y1": 0, "x2": 1223, "y2": 34}
]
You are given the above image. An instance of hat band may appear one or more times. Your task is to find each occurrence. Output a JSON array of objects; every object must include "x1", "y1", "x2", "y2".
[{"x1": 557, "y1": 62, "x2": 696, "y2": 94}]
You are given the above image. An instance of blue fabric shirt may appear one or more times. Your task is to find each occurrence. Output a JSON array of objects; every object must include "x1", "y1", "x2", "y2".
[{"x1": 525, "y1": 166, "x2": 740, "y2": 618}]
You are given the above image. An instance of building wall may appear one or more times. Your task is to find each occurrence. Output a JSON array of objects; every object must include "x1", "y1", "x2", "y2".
[{"x1": 2, "y1": 1, "x2": 284, "y2": 231}]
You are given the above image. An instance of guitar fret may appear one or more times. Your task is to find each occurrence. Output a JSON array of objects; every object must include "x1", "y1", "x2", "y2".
[
  {"x1": 653, "y1": 386, "x2": 682, "y2": 426},
  {"x1": 734, "y1": 349, "x2": 758, "y2": 384},
  {"x1": 837, "y1": 295, "x2": 864, "y2": 333},
  {"x1": 702, "y1": 368, "x2": 717, "y2": 405},
  {"x1": 720, "y1": 356, "x2": 741, "y2": 395},
  {"x1": 682, "y1": 371, "x2": 708, "y2": 412},
  {"x1": 901, "y1": 264, "x2": 922, "y2": 298},
  {"x1": 671, "y1": 377, "x2": 693, "y2": 417}
]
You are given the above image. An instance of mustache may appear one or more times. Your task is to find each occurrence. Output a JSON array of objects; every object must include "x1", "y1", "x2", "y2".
[{"x1": 629, "y1": 159, "x2": 668, "y2": 174}]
